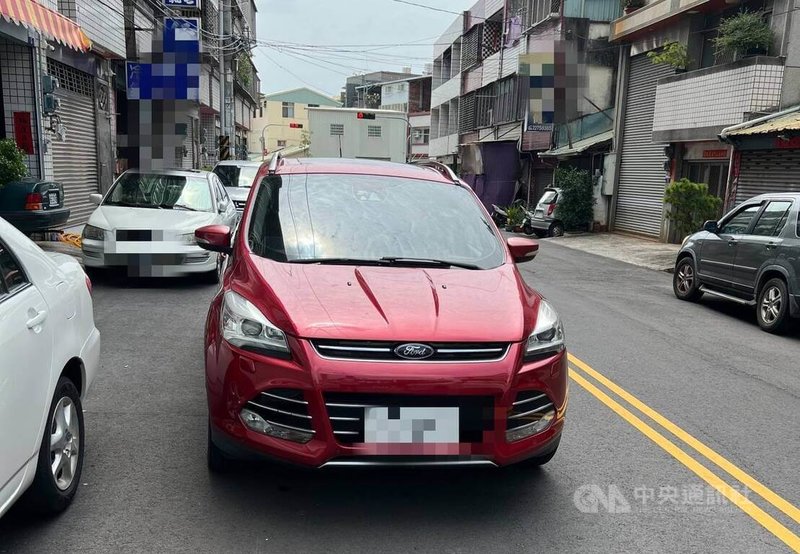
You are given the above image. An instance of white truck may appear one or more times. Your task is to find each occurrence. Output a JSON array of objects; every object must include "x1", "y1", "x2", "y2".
[{"x1": 307, "y1": 107, "x2": 408, "y2": 163}]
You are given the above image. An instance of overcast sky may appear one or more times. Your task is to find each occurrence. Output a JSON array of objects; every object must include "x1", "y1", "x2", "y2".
[{"x1": 253, "y1": 0, "x2": 474, "y2": 98}]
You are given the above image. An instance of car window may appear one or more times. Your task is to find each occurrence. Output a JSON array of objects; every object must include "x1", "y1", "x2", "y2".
[
  {"x1": 248, "y1": 173, "x2": 505, "y2": 269},
  {"x1": 539, "y1": 190, "x2": 558, "y2": 204},
  {"x1": 214, "y1": 165, "x2": 259, "y2": 188},
  {"x1": 211, "y1": 175, "x2": 229, "y2": 204},
  {"x1": 104, "y1": 173, "x2": 213, "y2": 212},
  {"x1": 0, "y1": 240, "x2": 29, "y2": 297},
  {"x1": 750, "y1": 201, "x2": 792, "y2": 237},
  {"x1": 719, "y1": 204, "x2": 762, "y2": 235}
]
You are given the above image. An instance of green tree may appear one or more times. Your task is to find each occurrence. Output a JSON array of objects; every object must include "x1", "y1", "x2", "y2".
[
  {"x1": 664, "y1": 178, "x2": 722, "y2": 237},
  {"x1": 554, "y1": 167, "x2": 594, "y2": 231},
  {"x1": 647, "y1": 42, "x2": 690, "y2": 69},
  {"x1": 0, "y1": 139, "x2": 28, "y2": 189}
]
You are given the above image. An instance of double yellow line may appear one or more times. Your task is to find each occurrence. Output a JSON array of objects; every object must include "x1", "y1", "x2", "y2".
[{"x1": 568, "y1": 353, "x2": 800, "y2": 552}]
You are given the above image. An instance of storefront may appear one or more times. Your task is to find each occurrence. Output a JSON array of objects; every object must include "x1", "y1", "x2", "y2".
[{"x1": 678, "y1": 141, "x2": 731, "y2": 203}]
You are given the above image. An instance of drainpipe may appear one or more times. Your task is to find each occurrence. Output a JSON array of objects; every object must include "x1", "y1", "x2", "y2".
[
  {"x1": 718, "y1": 104, "x2": 800, "y2": 142},
  {"x1": 30, "y1": 33, "x2": 46, "y2": 179}
]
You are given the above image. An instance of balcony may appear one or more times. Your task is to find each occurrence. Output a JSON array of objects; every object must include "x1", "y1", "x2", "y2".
[
  {"x1": 652, "y1": 57, "x2": 784, "y2": 142},
  {"x1": 611, "y1": 0, "x2": 713, "y2": 41}
]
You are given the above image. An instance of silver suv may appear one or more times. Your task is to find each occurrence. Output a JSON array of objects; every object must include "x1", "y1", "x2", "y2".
[{"x1": 673, "y1": 193, "x2": 799, "y2": 333}]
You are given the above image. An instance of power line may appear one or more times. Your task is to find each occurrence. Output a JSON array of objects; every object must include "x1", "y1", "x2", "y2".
[
  {"x1": 260, "y1": 52, "x2": 340, "y2": 97},
  {"x1": 390, "y1": 0, "x2": 485, "y2": 19}
]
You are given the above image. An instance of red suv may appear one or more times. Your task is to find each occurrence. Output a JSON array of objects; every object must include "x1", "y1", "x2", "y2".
[{"x1": 196, "y1": 156, "x2": 567, "y2": 470}]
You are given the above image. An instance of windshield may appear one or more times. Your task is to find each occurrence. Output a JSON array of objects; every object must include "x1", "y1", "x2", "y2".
[
  {"x1": 214, "y1": 165, "x2": 260, "y2": 188},
  {"x1": 539, "y1": 190, "x2": 558, "y2": 204},
  {"x1": 247, "y1": 173, "x2": 504, "y2": 269},
  {"x1": 104, "y1": 173, "x2": 213, "y2": 211}
]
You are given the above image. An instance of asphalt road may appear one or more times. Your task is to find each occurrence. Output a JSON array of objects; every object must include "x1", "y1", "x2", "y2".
[{"x1": 1, "y1": 242, "x2": 798, "y2": 553}]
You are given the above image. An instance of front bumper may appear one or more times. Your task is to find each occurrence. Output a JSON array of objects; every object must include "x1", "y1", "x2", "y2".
[
  {"x1": 82, "y1": 237, "x2": 216, "y2": 275},
  {"x1": 206, "y1": 331, "x2": 568, "y2": 468}
]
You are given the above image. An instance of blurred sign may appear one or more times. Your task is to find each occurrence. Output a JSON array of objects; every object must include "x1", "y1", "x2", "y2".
[
  {"x1": 164, "y1": 0, "x2": 201, "y2": 8},
  {"x1": 13, "y1": 112, "x2": 34, "y2": 155},
  {"x1": 703, "y1": 149, "x2": 728, "y2": 158}
]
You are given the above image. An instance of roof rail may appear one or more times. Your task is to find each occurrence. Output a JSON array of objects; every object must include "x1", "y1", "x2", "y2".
[
  {"x1": 411, "y1": 160, "x2": 460, "y2": 184},
  {"x1": 268, "y1": 150, "x2": 284, "y2": 174}
]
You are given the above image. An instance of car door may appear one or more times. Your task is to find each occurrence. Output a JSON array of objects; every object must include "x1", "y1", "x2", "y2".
[
  {"x1": 211, "y1": 175, "x2": 237, "y2": 227},
  {"x1": 0, "y1": 238, "x2": 54, "y2": 490},
  {"x1": 698, "y1": 203, "x2": 763, "y2": 287},
  {"x1": 730, "y1": 199, "x2": 793, "y2": 296}
]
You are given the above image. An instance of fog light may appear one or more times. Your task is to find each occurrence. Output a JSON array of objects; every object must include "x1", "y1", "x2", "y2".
[
  {"x1": 505, "y1": 409, "x2": 555, "y2": 442},
  {"x1": 240, "y1": 408, "x2": 314, "y2": 444}
]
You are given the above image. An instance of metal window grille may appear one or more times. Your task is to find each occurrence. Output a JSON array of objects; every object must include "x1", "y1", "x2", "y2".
[
  {"x1": 459, "y1": 92, "x2": 477, "y2": 133},
  {"x1": 330, "y1": 123, "x2": 344, "y2": 136},
  {"x1": 461, "y1": 25, "x2": 482, "y2": 69},
  {"x1": 46, "y1": 59, "x2": 94, "y2": 97}
]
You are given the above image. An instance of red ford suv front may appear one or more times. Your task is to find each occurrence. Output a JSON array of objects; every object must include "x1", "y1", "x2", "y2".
[{"x1": 196, "y1": 156, "x2": 567, "y2": 470}]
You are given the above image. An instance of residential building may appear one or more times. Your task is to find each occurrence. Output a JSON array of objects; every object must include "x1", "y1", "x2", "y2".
[
  {"x1": 608, "y1": 0, "x2": 800, "y2": 240},
  {"x1": 343, "y1": 70, "x2": 417, "y2": 108},
  {"x1": 1, "y1": 0, "x2": 124, "y2": 227},
  {"x1": 379, "y1": 75, "x2": 432, "y2": 160},
  {"x1": 429, "y1": 0, "x2": 620, "y2": 214},
  {"x1": 249, "y1": 88, "x2": 341, "y2": 158}
]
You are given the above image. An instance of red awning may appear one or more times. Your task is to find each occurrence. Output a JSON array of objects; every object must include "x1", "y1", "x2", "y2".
[{"x1": 0, "y1": 0, "x2": 91, "y2": 52}]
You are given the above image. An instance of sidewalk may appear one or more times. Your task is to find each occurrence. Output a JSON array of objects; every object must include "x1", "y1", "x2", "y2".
[{"x1": 546, "y1": 232, "x2": 680, "y2": 272}]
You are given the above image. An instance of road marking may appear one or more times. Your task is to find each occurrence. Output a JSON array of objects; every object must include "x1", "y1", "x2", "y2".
[
  {"x1": 568, "y1": 369, "x2": 800, "y2": 552},
  {"x1": 569, "y1": 353, "x2": 800, "y2": 527}
]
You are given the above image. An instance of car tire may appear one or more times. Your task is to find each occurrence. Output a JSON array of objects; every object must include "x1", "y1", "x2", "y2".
[
  {"x1": 549, "y1": 222, "x2": 565, "y2": 238},
  {"x1": 522, "y1": 223, "x2": 536, "y2": 236},
  {"x1": 516, "y1": 435, "x2": 561, "y2": 468},
  {"x1": 756, "y1": 277, "x2": 790, "y2": 334},
  {"x1": 207, "y1": 422, "x2": 230, "y2": 473},
  {"x1": 22, "y1": 377, "x2": 85, "y2": 515},
  {"x1": 673, "y1": 257, "x2": 703, "y2": 302}
]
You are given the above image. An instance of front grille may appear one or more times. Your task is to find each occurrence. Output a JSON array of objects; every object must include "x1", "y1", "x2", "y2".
[
  {"x1": 244, "y1": 388, "x2": 315, "y2": 436},
  {"x1": 312, "y1": 340, "x2": 509, "y2": 362},
  {"x1": 324, "y1": 393, "x2": 493, "y2": 445},
  {"x1": 506, "y1": 390, "x2": 553, "y2": 434}
]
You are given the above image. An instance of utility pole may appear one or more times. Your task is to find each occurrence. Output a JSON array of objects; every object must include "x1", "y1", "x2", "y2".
[{"x1": 218, "y1": 2, "x2": 227, "y2": 159}]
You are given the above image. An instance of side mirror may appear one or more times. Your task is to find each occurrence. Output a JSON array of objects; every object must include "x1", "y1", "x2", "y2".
[
  {"x1": 218, "y1": 201, "x2": 227, "y2": 214},
  {"x1": 89, "y1": 193, "x2": 103, "y2": 205},
  {"x1": 507, "y1": 236, "x2": 539, "y2": 263},
  {"x1": 703, "y1": 220, "x2": 719, "y2": 233},
  {"x1": 195, "y1": 224, "x2": 232, "y2": 254}
]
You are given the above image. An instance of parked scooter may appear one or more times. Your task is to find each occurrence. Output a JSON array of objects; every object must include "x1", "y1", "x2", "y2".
[{"x1": 491, "y1": 204, "x2": 509, "y2": 226}]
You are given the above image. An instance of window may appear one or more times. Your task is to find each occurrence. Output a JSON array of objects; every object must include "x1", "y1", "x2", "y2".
[
  {"x1": 277, "y1": 140, "x2": 287, "y2": 147},
  {"x1": 214, "y1": 165, "x2": 260, "y2": 188},
  {"x1": 367, "y1": 126, "x2": 382, "y2": 138},
  {"x1": 0, "y1": 240, "x2": 29, "y2": 297},
  {"x1": 330, "y1": 124, "x2": 344, "y2": 136},
  {"x1": 751, "y1": 201, "x2": 792, "y2": 237},
  {"x1": 412, "y1": 127, "x2": 430, "y2": 145},
  {"x1": 720, "y1": 204, "x2": 762, "y2": 235},
  {"x1": 282, "y1": 102, "x2": 294, "y2": 118}
]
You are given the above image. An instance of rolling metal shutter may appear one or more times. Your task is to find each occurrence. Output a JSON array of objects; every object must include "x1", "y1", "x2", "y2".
[
  {"x1": 49, "y1": 60, "x2": 98, "y2": 227},
  {"x1": 735, "y1": 150, "x2": 800, "y2": 205},
  {"x1": 614, "y1": 55, "x2": 674, "y2": 237}
]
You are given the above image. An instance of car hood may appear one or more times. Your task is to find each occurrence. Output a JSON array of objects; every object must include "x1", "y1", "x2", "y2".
[
  {"x1": 244, "y1": 259, "x2": 537, "y2": 343},
  {"x1": 88, "y1": 205, "x2": 218, "y2": 231},
  {"x1": 225, "y1": 187, "x2": 251, "y2": 203}
]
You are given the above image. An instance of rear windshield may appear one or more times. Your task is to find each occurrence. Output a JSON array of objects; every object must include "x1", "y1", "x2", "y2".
[
  {"x1": 247, "y1": 173, "x2": 504, "y2": 269},
  {"x1": 214, "y1": 165, "x2": 260, "y2": 188},
  {"x1": 104, "y1": 173, "x2": 212, "y2": 212},
  {"x1": 539, "y1": 190, "x2": 558, "y2": 204}
]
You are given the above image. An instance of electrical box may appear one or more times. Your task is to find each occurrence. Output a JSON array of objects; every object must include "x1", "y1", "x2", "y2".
[
  {"x1": 43, "y1": 94, "x2": 60, "y2": 115},
  {"x1": 42, "y1": 75, "x2": 58, "y2": 94},
  {"x1": 602, "y1": 153, "x2": 616, "y2": 196}
]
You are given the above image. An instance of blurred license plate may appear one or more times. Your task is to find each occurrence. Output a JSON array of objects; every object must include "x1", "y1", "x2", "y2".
[
  {"x1": 534, "y1": 210, "x2": 544, "y2": 218},
  {"x1": 48, "y1": 192, "x2": 58, "y2": 207},
  {"x1": 364, "y1": 407, "x2": 459, "y2": 444}
]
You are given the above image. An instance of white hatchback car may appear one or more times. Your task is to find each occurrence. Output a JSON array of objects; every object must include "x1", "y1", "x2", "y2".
[
  {"x1": 0, "y1": 217, "x2": 100, "y2": 518},
  {"x1": 81, "y1": 169, "x2": 238, "y2": 278}
]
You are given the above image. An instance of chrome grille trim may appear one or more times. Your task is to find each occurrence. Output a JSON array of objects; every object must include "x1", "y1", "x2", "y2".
[
  {"x1": 512, "y1": 393, "x2": 547, "y2": 407},
  {"x1": 508, "y1": 402, "x2": 554, "y2": 419},
  {"x1": 245, "y1": 388, "x2": 314, "y2": 434},
  {"x1": 260, "y1": 391, "x2": 308, "y2": 405},
  {"x1": 316, "y1": 345, "x2": 392, "y2": 353},
  {"x1": 263, "y1": 419, "x2": 316, "y2": 435},
  {"x1": 311, "y1": 340, "x2": 510, "y2": 363},
  {"x1": 506, "y1": 391, "x2": 553, "y2": 432},
  {"x1": 247, "y1": 401, "x2": 312, "y2": 419}
]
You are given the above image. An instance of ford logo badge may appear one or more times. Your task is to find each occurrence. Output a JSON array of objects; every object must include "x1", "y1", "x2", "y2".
[{"x1": 394, "y1": 343, "x2": 434, "y2": 360}]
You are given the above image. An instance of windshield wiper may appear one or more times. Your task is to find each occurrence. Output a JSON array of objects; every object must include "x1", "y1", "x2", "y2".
[
  {"x1": 293, "y1": 257, "x2": 391, "y2": 266},
  {"x1": 166, "y1": 203, "x2": 199, "y2": 211},
  {"x1": 380, "y1": 257, "x2": 481, "y2": 270}
]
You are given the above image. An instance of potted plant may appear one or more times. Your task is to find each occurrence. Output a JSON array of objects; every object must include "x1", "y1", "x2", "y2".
[
  {"x1": 647, "y1": 42, "x2": 691, "y2": 70},
  {"x1": 713, "y1": 11, "x2": 773, "y2": 60},
  {"x1": 504, "y1": 204, "x2": 524, "y2": 232},
  {"x1": 622, "y1": 0, "x2": 646, "y2": 15},
  {"x1": 0, "y1": 139, "x2": 27, "y2": 191}
]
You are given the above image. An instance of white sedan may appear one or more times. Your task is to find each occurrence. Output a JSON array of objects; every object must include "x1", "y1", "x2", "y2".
[
  {"x1": 0, "y1": 216, "x2": 100, "y2": 518},
  {"x1": 81, "y1": 169, "x2": 238, "y2": 279}
]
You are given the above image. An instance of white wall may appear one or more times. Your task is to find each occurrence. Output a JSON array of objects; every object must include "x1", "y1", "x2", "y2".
[{"x1": 308, "y1": 109, "x2": 408, "y2": 162}]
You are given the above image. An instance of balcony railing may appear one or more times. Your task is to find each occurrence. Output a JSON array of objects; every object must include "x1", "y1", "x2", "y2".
[
  {"x1": 652, "y1": 56, "x2": 784, "y2": 142},
  {"x1": 553, "y1": 108, "x2": 615, "y2": 148}
]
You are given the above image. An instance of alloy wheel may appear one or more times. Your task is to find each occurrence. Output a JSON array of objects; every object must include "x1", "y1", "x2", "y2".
[
  {"x1": 677, "y1": 263, "x2": 694, "y2": 295},
  {"x1": 760, "y1": 286, "x2": 783, "y2": 325},
  {"x1": 50, "y1": 397, "x2": 80, "y2": 491}
]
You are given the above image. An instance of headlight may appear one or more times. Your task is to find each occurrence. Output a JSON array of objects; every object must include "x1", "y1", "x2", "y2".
[
  {"x1": 82, "y1": 225, "x2": 105, "y2": 241},
  {"x1": 221, "y1": 290, "x2": 289, "y2": 358},
  {"x1": 179, "y1": 232, "x2": 197, "y2": 245},
  {"x1": 525, "y1": 299, "x2": 565, "y2": 360}
]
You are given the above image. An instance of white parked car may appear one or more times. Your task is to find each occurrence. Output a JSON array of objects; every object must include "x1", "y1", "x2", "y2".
[
  {"x1": 0, "y1": 216, "x2": 100, "y2": 518},
  {"x1": 212, "y1": 160, "x2": 263, "y2": 213},
  {"x1": 81, "y1": 169, "x2": 238, "y2": 279}
]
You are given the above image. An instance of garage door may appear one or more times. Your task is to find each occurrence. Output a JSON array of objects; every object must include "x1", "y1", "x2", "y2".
[
  {"x1": 735, "y1": 150, "x2": 800, "y2": 205},
  {"x1": 614, "y1": 55, "x2": 674, "y2": 237},
  {"x1": 48, "y1": 60, "x2": 98, "y2": 227}
]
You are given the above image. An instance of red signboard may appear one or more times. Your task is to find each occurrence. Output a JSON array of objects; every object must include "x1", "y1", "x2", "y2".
[
  {"x1": 775, "y1": 136, "x2": 800, "y2": 149},
  {"x1": 13, "y1": 112, "x2": 34, "y2": 155},
  {"x1": 702, "y1": 149, "x2": 728, "y2": 159}
]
